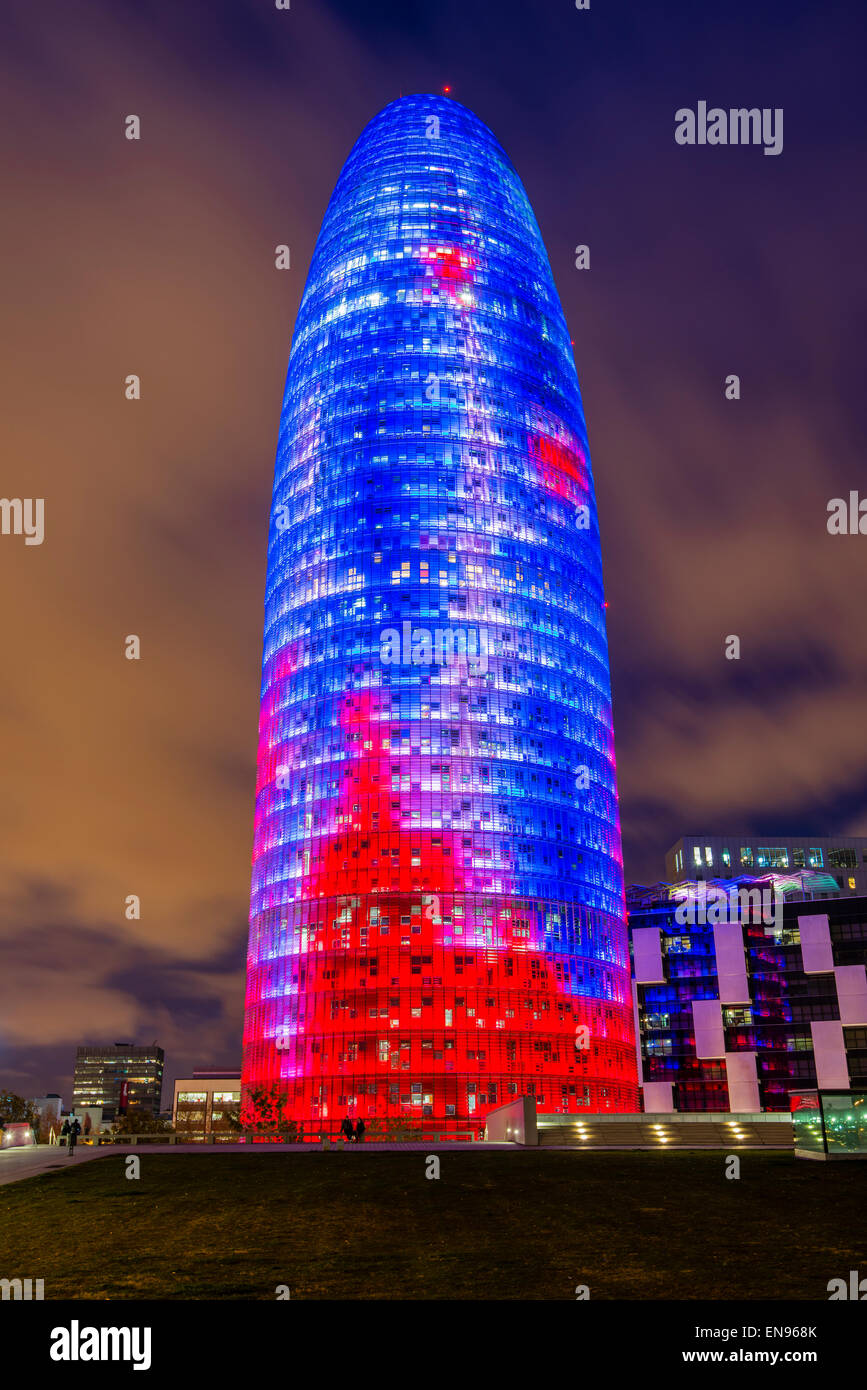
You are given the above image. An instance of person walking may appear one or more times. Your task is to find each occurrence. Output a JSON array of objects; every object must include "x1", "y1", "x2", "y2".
[
  {"x1": 355, "y1": 1118, "x2": 366, "y2": 1144},
  {"x1": 339, "y1": 1116, "x2": 354, "y2": 1145}
]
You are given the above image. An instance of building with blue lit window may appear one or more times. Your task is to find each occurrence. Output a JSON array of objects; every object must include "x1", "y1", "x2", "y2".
[
  {"x1": 628, "y1": 877, "x2": 867, "y2": 1112},
  {"x1": 666, "y1": 834, "x2": 867, "y2": 897},
  {"x1": 243, "y1": 94, "x2": 637, "y2": 1132}
]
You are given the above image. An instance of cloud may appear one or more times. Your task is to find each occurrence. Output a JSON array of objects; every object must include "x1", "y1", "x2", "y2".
[{"x1": 1, "y1": 0, "x2": 865, "y2": 1096}]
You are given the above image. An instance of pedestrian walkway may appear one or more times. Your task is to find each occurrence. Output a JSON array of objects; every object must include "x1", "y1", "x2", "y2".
[{"x1": 0, "y1": 1145, "x2": 108, "y2": 1187}]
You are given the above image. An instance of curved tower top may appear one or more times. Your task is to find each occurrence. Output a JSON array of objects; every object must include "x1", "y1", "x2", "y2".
[{"x1": 244, "y1": 94, "x2": 638, "y2": 1134}]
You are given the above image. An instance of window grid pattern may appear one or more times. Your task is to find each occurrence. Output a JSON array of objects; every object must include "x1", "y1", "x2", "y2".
[
  {"x1": 632, "y1": 886, "x2": 867, "y2": 1111},
  {"x1": 243, "y1": 95, "x2": 637, "y2": 1130}
]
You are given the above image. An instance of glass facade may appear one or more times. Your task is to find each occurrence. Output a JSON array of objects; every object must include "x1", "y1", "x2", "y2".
[
  {"x1": 792, "y1": 1090, "x2": 867, "y2": 1159},
  {"x1": 174, "y1": 1088, "x2": 241, "y2": 1142},
  {"x1": 71, "y1": 1044, "x2": 164, "y2": 1118},
  {"x1": 790, "y1": 1091, "x2": 824, "y2": 1154},
  {"x1": 630, "y1": 881, "x2": 867, "y2": 1111},
  {"x1": 668, "y1": 836, "x2": 867, "y2": 895},
  {"x1": 243, "y1": 94, "x2": 637, "y2": 1132}
]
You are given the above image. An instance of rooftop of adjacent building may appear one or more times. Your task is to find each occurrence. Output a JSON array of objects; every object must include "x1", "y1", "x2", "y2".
[
  {"x1": 626, "y1": 869, "x2": 851, "y2": 912},
  {"x1": 667, "y1": 833, "x2": 867, "y2": 859},
  {"x1": 669, "y1": 833, "x2": 867, "y2": 842},
  {"x1": 74, "y1": 1042, "x2": 164, "y2": 1058},
  {"x1": 664, "y1": 835, "x2": 867, "y2": 888}
]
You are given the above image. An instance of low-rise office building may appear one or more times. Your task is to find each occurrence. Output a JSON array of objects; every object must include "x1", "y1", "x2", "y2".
[
  {"x1": 628, "y1": 876, "x2": 867, "y2": 1113},
  {"x1": 665, "y1": 834, "x2": 867, "y2": 897},
  {"x1": 172, "y1": 1071, "x2": 241, "y2": 1141}
]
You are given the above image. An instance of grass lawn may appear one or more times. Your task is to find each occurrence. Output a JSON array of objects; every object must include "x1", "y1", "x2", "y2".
[{"x1": 2, "y1": 1150, "x2": 864, "y2": 1300}]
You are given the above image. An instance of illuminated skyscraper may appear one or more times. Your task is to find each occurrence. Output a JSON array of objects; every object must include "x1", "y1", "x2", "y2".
[{"x1": 243, "y1": 94, "x2": 638, "y2": 1131}]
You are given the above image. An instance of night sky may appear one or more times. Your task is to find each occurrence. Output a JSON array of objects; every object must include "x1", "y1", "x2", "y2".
[{"x1": 2, "y1": 0, "x2": 865, "y2": 1102}]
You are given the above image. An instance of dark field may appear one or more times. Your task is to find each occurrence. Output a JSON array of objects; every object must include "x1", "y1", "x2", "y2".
[{"x1": 2, "y1": 1150, "x2": 864, "y2": 1299}]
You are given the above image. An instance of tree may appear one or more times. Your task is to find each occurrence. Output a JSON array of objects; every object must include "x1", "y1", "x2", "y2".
[
  {"x1": 0, "y1": 1090, "x2": 40, "y2": 1128},
  {"x1": 111, "y1": 1106, "x2": 173, "y2": 1136},
  {"x1": 232, "y1": 1085, "x2": 303, "y2": 1141},
  {"x1": 366, "y1": 1115, "x2": 423, "y2": 1142}
]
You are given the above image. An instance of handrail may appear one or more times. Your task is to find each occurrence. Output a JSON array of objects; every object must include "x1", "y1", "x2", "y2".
[{"x1": 92, "y1": 1128, "x2": 477, "y2": 1145}]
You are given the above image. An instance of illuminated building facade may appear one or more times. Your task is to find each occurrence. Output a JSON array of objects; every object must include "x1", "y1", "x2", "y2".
[
  {"x1": 243, "y1": 94, "x2": 637, "y2": 1132},
  {"x1": 173, "y1": 1071, "x2": 242, "y2": 1143},
  {"x1": 666, "y1": 833, "x2": 867, "y2": 897},
  {"x1": 71, "y1": 1043, "x2": 164, "y2": 1120},
  {"x1": 628, "y1": 877, "x2": 867, "y2": 1112}
]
